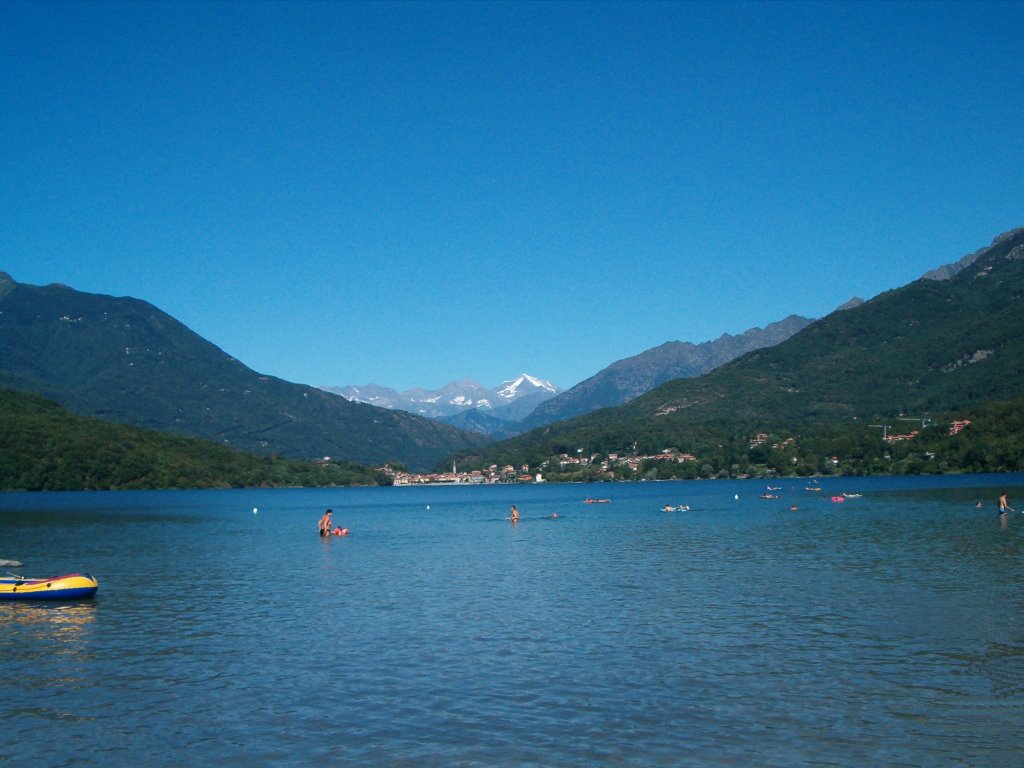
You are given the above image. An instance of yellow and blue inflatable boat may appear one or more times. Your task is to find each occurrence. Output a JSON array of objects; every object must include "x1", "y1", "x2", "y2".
[{"x1": 0, "y1": 573, "x2": 99, "y2": 601}]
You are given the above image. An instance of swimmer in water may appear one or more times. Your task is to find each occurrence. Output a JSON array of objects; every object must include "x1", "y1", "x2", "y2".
[
  {"x1": 318, "y1": 509, "x2": 333, "y2": 537},
  {"x1": 998, "y1": 491, "x2": 1014, "y2": 515},
  {"x1": 509, "y1": 504, "x2": 519, "y2": 522}
]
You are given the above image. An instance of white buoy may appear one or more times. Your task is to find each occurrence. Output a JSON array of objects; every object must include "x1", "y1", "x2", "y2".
[
  {"x1": 734, "y1": 494, "x2": 739, "y2": 500},
  {"x1": 253, "y1": 507, "x2": 258, "y2": 514},
  {"x1": 426, "y1": 505, "x2": 430, "y2": 510}
]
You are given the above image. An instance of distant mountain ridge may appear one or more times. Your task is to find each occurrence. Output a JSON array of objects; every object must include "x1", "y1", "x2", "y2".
[
  {"x1": 0, "y1": 273, "x2": 488, "y2": 470},
  {"x1": 921, "y1": 226, "x2": 1024, "y2": 280},
  {"x1": 321, "y1": 374, "x2": 560, "y2": 423},
  {"x1": 519, "y1": 314, "x2": 815, "y2": 429}
]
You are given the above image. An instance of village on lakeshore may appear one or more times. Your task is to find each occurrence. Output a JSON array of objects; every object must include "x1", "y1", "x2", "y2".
[
  {"x1": 379, "y1": 418, "x2": 974, "y2": 486},
  {"x1": 382, "y1": 449, "x2": 699, "y2": 485}
]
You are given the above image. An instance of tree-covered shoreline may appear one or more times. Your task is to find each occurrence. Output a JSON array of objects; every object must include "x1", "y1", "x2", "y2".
[{"x1": 0, "y1": 388, "x2": 390, "y2": 491}]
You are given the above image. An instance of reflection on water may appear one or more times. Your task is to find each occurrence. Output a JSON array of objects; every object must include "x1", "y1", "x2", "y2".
[
  {"x1": 0, "y1": 475, "x2": 1023, "y2": 767},
  {"x1": 1, "y1": 600, "x2": 97, "y2": 622},
  {"x1": 0, "y1": 603, "x2": 99, "y2": 729},
  {"x1": 0, "y1": 602, "x2": 97, "y2": 650}
]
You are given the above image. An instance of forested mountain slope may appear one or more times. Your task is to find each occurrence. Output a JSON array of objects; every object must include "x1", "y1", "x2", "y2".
[
  {"x1": 453, "y1": 227, "x2": 1024, "y2": 467},
  {"x1": 0, "y1": 387, "x2": 388, "y2": 490}
]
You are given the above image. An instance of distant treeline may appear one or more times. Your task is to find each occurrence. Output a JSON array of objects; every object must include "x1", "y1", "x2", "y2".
[{"x1": 0, "y1": 388, "x2": 390, "y2": 491}]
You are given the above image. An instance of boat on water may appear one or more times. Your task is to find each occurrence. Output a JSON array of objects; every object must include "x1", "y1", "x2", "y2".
[
  {"x1": 584, "y1": 498, "x2": 611, "y2": 504},
  {"x1": 759, "y1": 493, "x2": 780, "y2": 500},
  {"x1": 842, "y1": 492, "x2": 863, "y2": 498},
  {"x1": 0, "y1": 573, "x2": 99, "y2": 601},
  {"x1": 662, "y1": 505, "x2": 690, "y2": 512}
]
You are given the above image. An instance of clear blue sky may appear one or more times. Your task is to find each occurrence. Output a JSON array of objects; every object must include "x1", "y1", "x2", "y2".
[{"x1": 2, "y1": 1, "x2": 1022, "y2": 391}]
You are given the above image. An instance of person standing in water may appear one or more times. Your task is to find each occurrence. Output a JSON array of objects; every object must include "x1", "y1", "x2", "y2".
[
  {"x1": 998, "y1": 492, "x2": 1014, "y2": 515},
  {"x1": 509, "y1": 504, "x2": 519, "y2": 522},
  {"x1": 319, "y1": 509, "x2": 333, "y2": 536}
]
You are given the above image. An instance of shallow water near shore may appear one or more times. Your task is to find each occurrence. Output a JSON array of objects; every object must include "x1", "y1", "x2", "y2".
[{"x1": 2, "y1": 473, "x2": 1023, "y2": 767}]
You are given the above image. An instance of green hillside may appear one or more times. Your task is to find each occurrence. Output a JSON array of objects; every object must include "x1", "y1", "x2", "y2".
[
  {"x1": 0, "y1": 387, "x2": 388, "y2": 491},
  {"x1": 0, "y1": 273, "x2": 488, "y2": 471},
  {"x1": 451, "y1": 227, "x2": 1024, "y2": 476}
]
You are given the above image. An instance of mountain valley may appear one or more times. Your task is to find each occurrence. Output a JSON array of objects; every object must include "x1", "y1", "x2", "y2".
[{"x1": 3, "y1": 226, "x2": 1023, "y2": 485}]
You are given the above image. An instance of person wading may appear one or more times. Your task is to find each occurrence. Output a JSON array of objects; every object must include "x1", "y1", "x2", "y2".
[{"x1": 319, "y1": 509, "x2": 333, "y2": 536}]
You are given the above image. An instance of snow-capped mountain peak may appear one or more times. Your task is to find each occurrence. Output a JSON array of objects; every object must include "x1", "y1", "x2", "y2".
[
  {"x1": 320, "y1": 374, "x2": 561, "y2": 422},
  {"x1": 495, "y1": 373, "x2": 558, "y2": 401}
]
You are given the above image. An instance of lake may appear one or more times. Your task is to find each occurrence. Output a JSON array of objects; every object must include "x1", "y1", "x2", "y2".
[{"x1": 1, "y1": 474, "x2": 1022, "y2": 767}]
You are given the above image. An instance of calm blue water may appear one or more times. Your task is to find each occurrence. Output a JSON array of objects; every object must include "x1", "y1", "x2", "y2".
[{"x1": 1, "y1": 474, "x2": 1022, "y2": 767}]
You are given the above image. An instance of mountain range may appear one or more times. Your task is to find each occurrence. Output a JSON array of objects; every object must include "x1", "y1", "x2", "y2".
[
  {"x1": 4, "y1": 226, "x2": 1020, "y2": 479},
  {"x1": 452, "y1": 226, "x2": 1024, "y2": 470},
  {"x1": 322, "y1": 374, "x2": 560, "y2": 422},
  {"x1": 324, "y1": 317, "x2": 816, "y2": 437},
  {"x1": 0, "y1": 273, "x2": 487, "y2": 471},
  {"x1": 0, "y1": 267, "x2": 811, "y2": 469}
]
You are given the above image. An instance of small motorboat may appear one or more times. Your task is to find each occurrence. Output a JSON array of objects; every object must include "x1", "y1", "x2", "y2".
[{"x1": 0, "y1": 573, "x2": 99, "y2": 601}]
